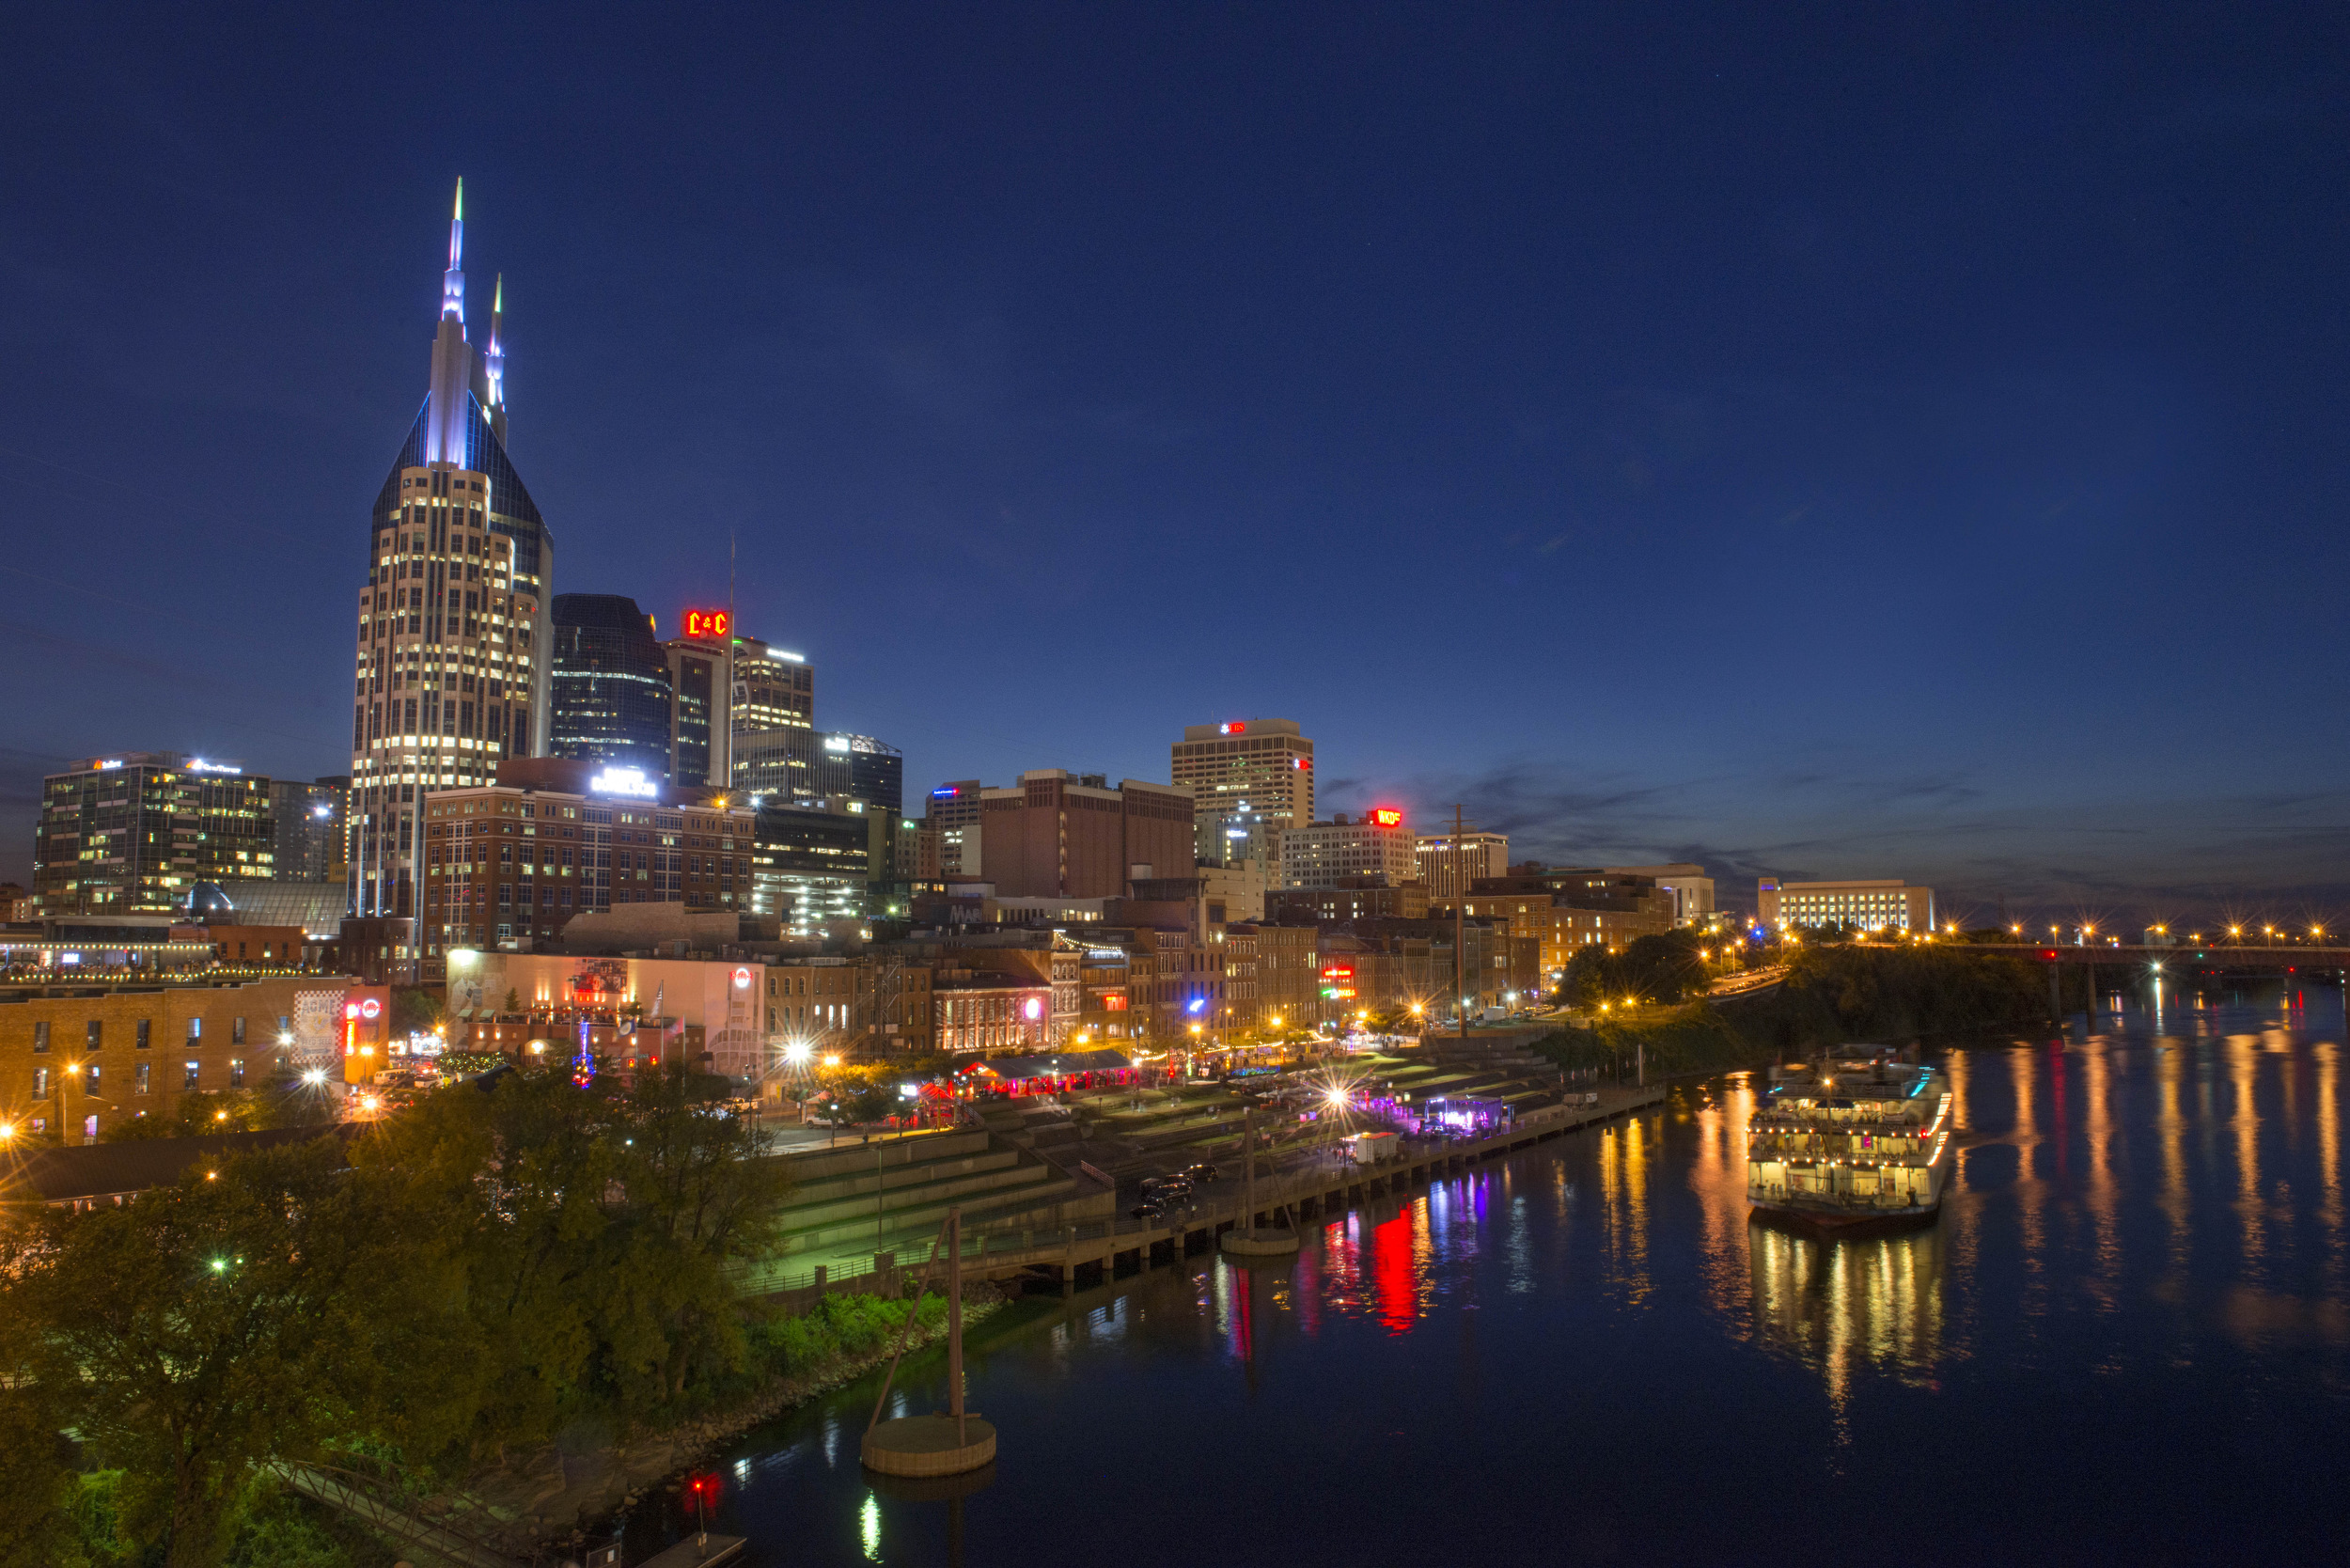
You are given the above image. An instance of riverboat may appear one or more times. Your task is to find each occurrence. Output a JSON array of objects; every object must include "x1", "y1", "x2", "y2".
[{"x1": 1746, "y1": 1048, "x2": 1953, "y2": 1235}]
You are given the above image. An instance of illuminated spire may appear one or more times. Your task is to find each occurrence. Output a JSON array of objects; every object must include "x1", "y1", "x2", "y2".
[
  {"x1": 425, "y1": 180, "x2": 472, "y2": 463},
  {"x1": 441, "y1": 178, "x2": 465, "y2": 322},
  {"x1": 485, "y1": 274, "x2": 506, "y2": 410}
]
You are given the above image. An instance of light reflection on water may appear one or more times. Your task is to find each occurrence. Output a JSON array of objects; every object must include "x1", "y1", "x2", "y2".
[{"x1": 669, "y1": 989, "x2": 2350, "y2": 1567}]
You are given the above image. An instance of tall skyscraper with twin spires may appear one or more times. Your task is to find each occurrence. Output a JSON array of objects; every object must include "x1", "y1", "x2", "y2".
[{"x1": 347, "y1": 182, "x2": 556, "y2": 933}]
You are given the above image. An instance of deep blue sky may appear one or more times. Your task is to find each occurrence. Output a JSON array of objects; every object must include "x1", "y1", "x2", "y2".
[{"x1": 4, "y1": 6, "x2": 2346, "y2": 925}]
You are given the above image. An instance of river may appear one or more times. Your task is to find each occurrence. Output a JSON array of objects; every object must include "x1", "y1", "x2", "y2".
[{"x1": 631, "y1": 988, "x2": 2350, "y2": 1565}]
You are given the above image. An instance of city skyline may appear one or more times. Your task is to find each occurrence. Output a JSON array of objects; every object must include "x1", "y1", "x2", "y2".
[{"x1": 6, "y1": 9, "x2": 2348, "y2": 923}]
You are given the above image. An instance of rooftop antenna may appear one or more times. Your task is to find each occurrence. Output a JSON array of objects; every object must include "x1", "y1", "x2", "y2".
[{"x1": 726, "y1": 529, "x2": 738, "y2": 792}]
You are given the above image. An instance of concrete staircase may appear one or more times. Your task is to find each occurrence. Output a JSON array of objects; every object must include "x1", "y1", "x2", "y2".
[{"x1": 762, "y1": 1130, "x2": 1113, "y2": 1277}]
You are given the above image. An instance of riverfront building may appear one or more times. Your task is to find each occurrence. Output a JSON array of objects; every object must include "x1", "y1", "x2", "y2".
[
  {"x1": 1758, "y1": 878, "x2": 1935, "y2": 933},
  {"x1": 0, "y1": 972, "x2": 358, "y2": 1144},
  {"x1": 349, "y1": 184, "x2": 556, "y2": 949}
]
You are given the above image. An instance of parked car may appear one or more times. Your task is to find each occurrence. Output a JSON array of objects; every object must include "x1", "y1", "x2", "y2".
[
  {"x1": 1139, "y1": 1175, "x2": 1194, "y2": 1201},
  {"x1": 1181, "y1": 1162, "x2": 1219, "y2": 1183}
]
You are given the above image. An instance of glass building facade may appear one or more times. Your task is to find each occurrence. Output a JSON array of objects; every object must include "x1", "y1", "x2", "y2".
[
  {"x1": 818, "y1": 733, "x2": 903, "y2": 815},
  {"x1": 549, "y1": 594, "x2": 673, "y2": 779},
  {"x1": 35, "y1": 754, "x2": 274, "y2": 915}
]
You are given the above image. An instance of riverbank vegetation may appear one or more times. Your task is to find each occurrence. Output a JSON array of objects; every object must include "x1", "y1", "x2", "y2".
[
  {"x1": 0, "y1": 1063, "x2": 794, "y2": 1568},
  {"x1": 1533, "y1": 941, "x2": 2052, "y2": 1078}
]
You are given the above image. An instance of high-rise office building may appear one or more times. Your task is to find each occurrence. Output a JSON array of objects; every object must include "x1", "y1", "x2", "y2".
[
  {"x1": 732, "y1": 635, "x2": 814, "y2": 731},
  {"x1": 819, "y1": 733, "x2": 903, "y2": 815},
  {"x1": 661, "y1": 631, "x2": 728, "y2": 791},
  {"x1": 748, "y1": 797, "x2": 877, "y2": 934},
  {"x1": 550, "y1": 594, "x2": 672, "y2": 778},
  {"x1": 35, "y1": 753, "x2": 274, "y2": 915},
  {"x1": 729, "y1": 635, "x2": 817, "y2": 803},
  {"x1": 1417, "y1": 831, "x2": 1509, "y2": 901},
  {"x1": 269, "y1": 777, "x2": 349, "y2": 885},
  {"x1": 1278, "y1": 810, "x2": 1417, "y2": 889},
  {"x1": 1172, "y1": 719, "x2": 1314, "y2": 867},
  {"x1": 348, "y1": 183, "x2": 556, "y2": 938}
]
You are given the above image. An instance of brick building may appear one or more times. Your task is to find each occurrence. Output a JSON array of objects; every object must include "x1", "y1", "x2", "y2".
[
  {"x1": 977, "y1": 771, "x2": 1194, "y2": 899},
  {"x1": 0, "y1": 974, "x2": 355, "y2": 1144},
  {"x1": 1267, "y1": 878, "x2": 1431, "y2": 924},
  {"x1": 421, "y1": 758, "x2": 752, "y2": 973}
]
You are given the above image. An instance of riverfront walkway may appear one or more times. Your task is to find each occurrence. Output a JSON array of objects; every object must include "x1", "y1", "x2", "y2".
[{"x1": 749, "y1": 1079, "x2": 1668, "y2": 1309}]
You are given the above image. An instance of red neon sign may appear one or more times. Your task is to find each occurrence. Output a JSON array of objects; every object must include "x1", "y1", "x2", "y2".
[
  {"x1": 1323, "y1": 964, "x2": 1355, "y2": 980},
  {"x1": 1367, "y1": 808, "x2": 1402, "y2": 828},
  {"x1": 682, "y1": 608, "x2": 731, "y2": 641},
  {"x1": 1220, "y1": 721, "x2": 1246, "y2": 735}
]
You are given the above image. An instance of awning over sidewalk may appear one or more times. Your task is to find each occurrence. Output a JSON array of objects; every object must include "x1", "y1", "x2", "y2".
[{"x1": 968, "y1": 1049, "x2": 1135, "y2": 1080}]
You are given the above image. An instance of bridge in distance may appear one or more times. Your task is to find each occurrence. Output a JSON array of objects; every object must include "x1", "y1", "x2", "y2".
[{"x1": 1975, "y1": 943, "x2": 2350, "y2": 979}]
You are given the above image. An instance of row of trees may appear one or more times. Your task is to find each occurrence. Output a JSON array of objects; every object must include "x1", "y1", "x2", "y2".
[
  {"x1": 1555, "y1": 930, "x2": 1716, "y2": 1010},
  {"x1": 0, "y1": 1064, "x2": 788, "y2": 1568}
]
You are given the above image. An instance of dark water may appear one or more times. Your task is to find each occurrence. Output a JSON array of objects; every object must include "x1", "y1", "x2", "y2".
[{"x1": 655, "y1": 990, "x2": 2349, "y2": 1565}]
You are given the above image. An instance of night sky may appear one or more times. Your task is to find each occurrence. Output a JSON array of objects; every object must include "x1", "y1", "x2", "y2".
[{"x1": 6, "y1": 7, "x2": 2346, "y2": 926}]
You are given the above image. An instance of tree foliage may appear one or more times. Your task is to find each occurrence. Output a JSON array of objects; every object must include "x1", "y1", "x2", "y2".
[
  {"x1": 3, "y1": 1063, "x2": 789, "y2": 1565},
  {"x1": 1557, "y1": 930, "x2": 1713, "y2": 1009},
  {"x1": 365, "y1": 1063, "x2": 788, "y2": 1453},
  {"x1": 102, "y1": 1086, "x2": 337, "y2": 1143},
  {"x1": 0, "y1": 1138, "x2": 462, "y2": 1568},
  {"x1": 1762, "y1": 943, "x2": 2045, "y2": 1045}
]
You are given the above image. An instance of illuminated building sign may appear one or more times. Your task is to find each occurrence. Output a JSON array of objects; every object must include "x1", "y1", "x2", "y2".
[
  {"x1": 682, "y1": 608, "x2": 730, "y2": 641},
  {"x1": 186, "y1": 760, "x2": 243, "y2": 775},
  {"x1": 588, "y1": 766, "x2": 660, "y2": 799},
  {"x1": 1321, "y1": 963, "x2": 1356, "y2": 1000},
  {"x1": 1367, "y1": 808, "x2": 1402, "y2": 828},
  {"x1": 1219, "y1": 721, "x2": 1246, "y2": 734},
  {"x1": 1023, "y1": 996, "x2": 1044, "y2": 1022},
  {"x1": 732, "y1": 966, "x2": 753, "y2": 989},
  {"x1": 932, "y1": 786, "x2": 961, "y2": 798},
  {"x1": 823, "y1": 736, "x2": 850, "y2": 752}
]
